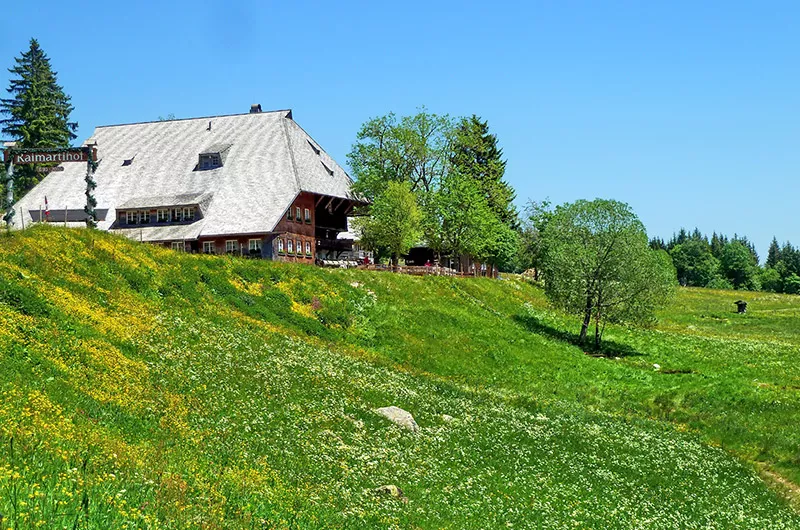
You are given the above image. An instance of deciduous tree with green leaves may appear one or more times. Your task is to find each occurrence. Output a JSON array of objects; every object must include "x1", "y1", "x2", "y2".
[
  {"x1": 720, "y1": 241, "x2": 761, "y2": 290},
  {"x1": 1, "y1": 38, "x2": 78, "y2": 197},
  {"x1": 541, "y1": 199, "x2": 676, "y2": 349},
  {"x1": 759, "y1": 266, "x2": 782, "y2": 292},
  {"x1": 349, "y1": 110, "x2": 523, "y2": 271},
  {"x1": 347, "y1": 109, "x2": 452, "y2": 202},
  {"x1": 423, "y1": 171, "x2": 517, "y2": 272},
  {"x1": 669, "y1": 239, "x2": 721, "y2": 287},
  {"x1": 516, "y1": 200, "x2": 553, "y2": 279},
  {"x1": 353, "y1": 181, "x2": 422, "y2": 267},
  {"x1": 426, "y1": 172, "x2": 492, "y2": 264}
]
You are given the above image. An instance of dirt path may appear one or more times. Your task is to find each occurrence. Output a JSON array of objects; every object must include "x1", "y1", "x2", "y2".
[{"x1": 758, "y1": 464, "x2": 800, "y2": 510}]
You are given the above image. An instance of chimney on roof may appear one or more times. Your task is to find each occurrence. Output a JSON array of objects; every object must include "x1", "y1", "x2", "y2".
[{"x1": 250, "y1": 104, "x2": 262, "y2": 114}]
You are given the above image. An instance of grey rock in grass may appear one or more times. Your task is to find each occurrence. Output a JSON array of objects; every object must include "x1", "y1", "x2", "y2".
[
  {"x1": 441, "y1": 414, "x2": 454, "y2": 423},
  {"x1": 375, "y1": 406, "x2": 420, "y2": 432}
]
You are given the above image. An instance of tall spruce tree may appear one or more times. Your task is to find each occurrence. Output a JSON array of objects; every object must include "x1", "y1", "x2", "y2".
[
  {"x1": 649, "y1": 237, "x2": 667, "y2": 251},
  {"x1": 1, "y1": 38, "x2": 77, "y2": 197},
  {"x1": 766, "y1": 237, "x2": 781, "y2": 268},
  {"x1": 450, "y1": 115, "x2": 517, "y2": 227},
  {"x1": 710, "y1": 232, "x2": 727, "y2": 260},
  {"x1": 781, "y1": 242, "x2": 800, "y2": 276}
]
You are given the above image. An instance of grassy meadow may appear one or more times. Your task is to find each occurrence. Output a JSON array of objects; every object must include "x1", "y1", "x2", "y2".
[{"x1": 0, "y1": 226, "x2": 798, "y2": 528}]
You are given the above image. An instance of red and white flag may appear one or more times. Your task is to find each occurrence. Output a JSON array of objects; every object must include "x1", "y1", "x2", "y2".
[{"x1": 44, "y1": 196, "x2": 50, "y2": 222}]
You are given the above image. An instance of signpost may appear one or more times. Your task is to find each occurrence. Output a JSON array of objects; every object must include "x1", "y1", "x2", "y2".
[
  {"x1": 2, "y1": 146, "x2": 99, "y2": 228},
  {"x1": 4, "y1": 155, "x2": 13, "y2": 227},
  {"x1": 6, "y1": 149, "x2": 90, "y2": 165}
]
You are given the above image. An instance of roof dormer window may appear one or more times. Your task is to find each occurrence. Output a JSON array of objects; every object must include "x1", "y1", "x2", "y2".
[
  {"x1": 197, "y1": 143, "x2": 232, "y2": 171},
  {"x1": 199, "y1": 153, "x2": 222, "y2": 170}
]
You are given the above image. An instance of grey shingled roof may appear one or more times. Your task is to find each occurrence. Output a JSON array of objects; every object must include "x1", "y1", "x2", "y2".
[
  {"x1": 116, "y1": 192, "x2": 213, "y2": 210},
  {"x1": 114, "y1": 221, "x2": 207, "y2": 243},
  {"x1": 12, "y1": 109, "x2": 357, "y2": 240},
  {"x1": 199, "y1": 143, "x2": 233, "y2": 156}
]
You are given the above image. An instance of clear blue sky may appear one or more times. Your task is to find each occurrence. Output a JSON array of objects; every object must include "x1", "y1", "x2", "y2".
[{"x1": 4, "y1": 1, "x2": 800, "y2": 259}]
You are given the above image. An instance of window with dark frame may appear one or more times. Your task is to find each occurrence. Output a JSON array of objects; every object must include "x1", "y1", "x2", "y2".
[
  {"x1": 126, "y1": 206, "x2": 199, "y2": 225},
  {"x1": 295, "y1": 206, "x2": 301, "y2": 221},
  {"x1": 199, "y1": 153, "x2": 222, "y2": 170},
  {"x1": 278, "y1": 239, "x2": 285, "y2": 253},
  {"x1": 304, "y1": 208, "x2": 311, "y2": 223}
]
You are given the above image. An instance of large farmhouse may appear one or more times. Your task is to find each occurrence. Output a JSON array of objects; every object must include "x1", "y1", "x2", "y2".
[{"x1": 12, "y1": 106, "x2": 365, "y2": 261}]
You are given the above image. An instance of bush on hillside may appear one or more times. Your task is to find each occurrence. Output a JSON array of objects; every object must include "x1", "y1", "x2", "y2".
[{"x1": 705, "y1": 276, "x2": 734, "y2": 290}]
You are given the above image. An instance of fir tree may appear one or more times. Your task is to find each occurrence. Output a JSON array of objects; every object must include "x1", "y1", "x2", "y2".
[
  {"x1": 710, "y1": 232, "x2": 727, "y2": 260},
  {"x1": 781, "y1": 242, "x2": 800, "y2": 276},
  {"x1": 766, "y1": 237, "x2": 781, "y2": 268},
  {"x1": 649, "y1": 237, "x2": 667, "y2": 251},
  {"x1": 1, "y1": 38, "x2": 78, "y2": 197},
  {"x1": 669, "y1": 228, "x2": 690, "y2": 250},
  {"x1": 691, "y1": 227, "x2": 706, "y2": 243},
  {"x1": 450, "y1": 115, "x2": 517, "y2": 227}
]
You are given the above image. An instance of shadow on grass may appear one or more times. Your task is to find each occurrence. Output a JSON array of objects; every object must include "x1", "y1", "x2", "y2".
[{"x1": 513, "y1": 314, "x2": 646, "y2": 358}]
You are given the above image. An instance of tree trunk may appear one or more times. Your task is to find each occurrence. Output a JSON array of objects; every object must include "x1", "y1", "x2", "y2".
[
  {"x1": 594, "y1": 315, "x2": 600, "y2": 350},
  {"x1": 594, "y1": 292, "x2": 603, "y2": 350},
  {"x1": 579, "y1": 296, "x2": 592, "y2": 344}
]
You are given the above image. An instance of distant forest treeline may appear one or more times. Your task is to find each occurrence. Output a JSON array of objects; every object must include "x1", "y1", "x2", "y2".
[{"x1": 650, "y1": 228, "x2": 800, "y2": 294}]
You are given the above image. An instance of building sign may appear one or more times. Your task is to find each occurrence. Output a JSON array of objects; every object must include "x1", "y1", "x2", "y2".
[
  {"x1": 37, "y1": 166, "x2": 65, "y2": 175},
  {"x1": 8, "y1": 148, "x2": 90, "y2": 165}
]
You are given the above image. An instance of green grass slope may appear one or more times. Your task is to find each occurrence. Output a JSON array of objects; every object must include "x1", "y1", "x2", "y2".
[{"x1": 0, "y1": 226, "x2": 797, "y2": 529}]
